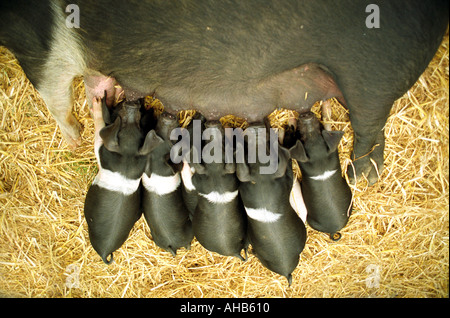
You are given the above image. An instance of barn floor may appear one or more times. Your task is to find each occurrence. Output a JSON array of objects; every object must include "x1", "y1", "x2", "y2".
[{"x1": 0, "y1": 32, "x2": 448, "y2": 298}]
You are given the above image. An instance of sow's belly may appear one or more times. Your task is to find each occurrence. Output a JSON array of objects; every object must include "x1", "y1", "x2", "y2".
[{"x1": 115, "y1": 63, "x2": 345, "y2": 122}]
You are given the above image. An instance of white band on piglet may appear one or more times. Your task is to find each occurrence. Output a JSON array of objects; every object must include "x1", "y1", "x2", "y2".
[
  {"x1": 198, "y1": 190, "x2": 238, "y2": 204},
  {"x1": 93, "y1": 169, "x2": 141, "y2": 195},
  {"x1": 309, "y1": 169, "x2": 337, "y2": 181},
  {"x1": 142, "y1": 172, "x2": 181, "y2": 196},
  {"x1": 244, "y1": 207, "x2": 282, "y2": 223}
]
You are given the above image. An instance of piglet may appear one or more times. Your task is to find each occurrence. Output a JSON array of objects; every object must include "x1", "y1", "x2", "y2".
[
  {"x1": 180, "y1": 112, "x2": 206, "y2": 218},
  {"x1": 289, "y1": 111, "x2": 352, "y2": 241},
  {"x1": 84, "y1": 96, "x2": 155, "y2": 264},
  {"x1": 141, "y1": 111, "x2": 193, "y2": 256},
  {"x1": 184, "y1": 116, "x2": 248, "y2": 261},
  {"x1": 236, "y1": 121, "x2": 307, "y2": 285}
]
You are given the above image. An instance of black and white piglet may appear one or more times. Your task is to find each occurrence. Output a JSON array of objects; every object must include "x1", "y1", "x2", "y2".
[
  {"x1": 180, "y1": 112, "x2": 206, "y2": 218},
  {"x1": 141, "y1": 111, "x2": 193, "y2": 256},
  {"x1": 182, "y1": 115, "x2": 248, "y2": 261},
  {"x1": 84, "y1": 96, "x2": 154, "y2": 264},
  {"x1": 236, "y1": 122, "x2": 307, "y2": 285},
  {"x1": 289, "y1": 111, "x2": 352, "y2": 240}
]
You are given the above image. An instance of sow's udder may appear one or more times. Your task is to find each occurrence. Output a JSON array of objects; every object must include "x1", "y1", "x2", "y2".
[
  {"x1": 84, "y1": 71, "x2": 125, "y2": 108},
  {"x1": 91, "y1": 63, "x2": 345, "y2": 121},
  {"x1": 155, "y1": 63, "x2": 345, "y2": 121}
]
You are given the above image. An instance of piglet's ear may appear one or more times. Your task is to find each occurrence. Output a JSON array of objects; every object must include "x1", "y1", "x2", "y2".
[
  {"x1": 273, "y1": 146, "x2": 291, "y2": 179},
  {"x1": 289, "y1": 139, "x2": 309, "y2": 163},
  {"x1": 188, "y1": 145, "x2": 206, "y2": 174},
  {"x1": 224, "y1": 162, "x2": 236, "y2": 174},
  {"x1": 189, "y1": 146, "x2": 206, "y2": 174},
  {"x1": 236, "y1": 162, "x2": 252, "y2": 182},
  {"x1": 322, "y1": 130, "x2": 344, "y2": 154},
  {"x1": 101, "y1": 93, "x2": 112, "y2": 125},
  {"x1": 223, "y1": 129, "x2": 236, "y2": 174},
  {"x1": 190, "y1": 162, "x2": 206, "y2": 175},
  {"x1": 139, "y1": 130, "x2": 164, "y2": 156},
  {"x1": 167, "y1": 157, "x2": 183, "y2": 174},
  {"x1": 100, "y1": 117, "x2": 121, "y2": 153}
]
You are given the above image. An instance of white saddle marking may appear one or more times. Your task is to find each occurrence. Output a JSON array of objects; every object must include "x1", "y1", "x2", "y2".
[
  {"x1": 198, "y1": 190, "x2": 238, "y2": 204},
  {"x1": 142, "y1": 172, "x2": 181, "y2": 196},
  {"x1": 93, "y1": 169, "x2": 141, "y2": 195},
  {"x1": 244, "y1": 207, "x2": 282, "y2": 223},
  {"x1": 310, "y1": 169, "x2": 337, "y2": 181}
]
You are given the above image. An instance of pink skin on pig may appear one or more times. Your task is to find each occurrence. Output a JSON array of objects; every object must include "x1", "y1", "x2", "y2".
[
  {"x1": 91, "y1": 97, "x2": 105, "y2": 164},
  {"x1": 321, "y1": 99, "x2": 332, "y2": 131},
  {"x1": 85, "y1": 73, "x2": 124, "y2": 110},
  {"x1": 86, "y1": 75, "x2": 124, "y2": 157}
]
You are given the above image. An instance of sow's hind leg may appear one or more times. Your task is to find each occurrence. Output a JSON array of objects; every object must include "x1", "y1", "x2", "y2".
[
  {"x1": 35, "y1": 12, "x2": 86, "y2": 149},
  {"x1": 38, "y1": 67, "x2": 123, "y2": 149},
  {"x1": 37, "y1": 71, "x2": 82, "y2": 149},
  {"x1": 346, "y1": 101, "x2": 389, "y2": 186},
  {"x1": 32, "y1": 3, "x2": 123, "y2": 149}
]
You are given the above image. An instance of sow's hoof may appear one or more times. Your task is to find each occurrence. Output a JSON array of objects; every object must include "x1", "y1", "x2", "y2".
[
  {"x1": 57, "y1": 113, "x2": 82, "y2": 150},
  {"x1": 347, "y1": 148, "x2": 384, "y2": 186},
  {"x1": 347, "y1": 134, "x2": 385, "y2": 186}
]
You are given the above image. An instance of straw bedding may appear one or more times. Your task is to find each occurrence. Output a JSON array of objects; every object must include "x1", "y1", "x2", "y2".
[{"x1": 0, "y1": 32, "x2": 448, "y2": 298}]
